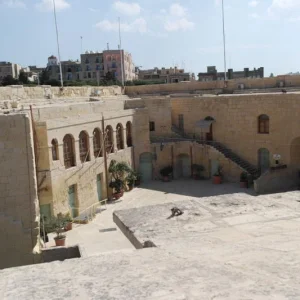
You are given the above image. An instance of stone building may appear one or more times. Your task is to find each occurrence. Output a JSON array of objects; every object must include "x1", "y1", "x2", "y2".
[
  {"x1": 2, "y1": 82, "x2": 300, "y2": 269},
  {"x1": 46, "y1": 50, "x2": 136, "y2": 84},
  {"x1": 138, "y1": 66, "x2": 195, "y2": 83},
  {"x1": 198, "y1": 66, "x2": 264, "y2": 82},
  {"x1": 0, "y1": 61, "x2": 22, "y2": 81}
]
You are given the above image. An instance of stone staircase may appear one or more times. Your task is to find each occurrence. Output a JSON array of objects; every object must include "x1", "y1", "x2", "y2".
[{"x1": 171, "y1": 125, "x2": 260, "y2": 179}]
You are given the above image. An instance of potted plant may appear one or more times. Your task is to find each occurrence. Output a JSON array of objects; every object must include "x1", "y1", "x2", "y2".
[
  {"x1": 46, "y1": 214, "x2": 67, "y2": 247},
  {"x1": 64, "y1": 212, "x2": 73, "y2": 231},
  {"x1": 134, "y1": 173, "x2": 141, "y2": 186},
  {"x1": 192, "y1": 164, "x2": 205, "y2": 180},
  {"x1": 160, "y1": 166, "x2": 173, "y2": 182},
  {"x1": 108, "y1": 160, "x2": 133, "y2": 199},
  {"x1": 109, "y1": 179, "x2": 124, "y2": 200},
  {"x1": 213, "y1": 166, "x2": 222, "y2": 184},
  {"x1": 126, "y1": 171, "x2": 137, "y2": 191},
  {"x1": 240, "y1": 171, "x2": 248, "y2": 188}
]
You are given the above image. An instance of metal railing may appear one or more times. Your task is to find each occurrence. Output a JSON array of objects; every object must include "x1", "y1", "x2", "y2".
[{"x1": 70, "y1": 199, "x2": 107, "y2": 224}]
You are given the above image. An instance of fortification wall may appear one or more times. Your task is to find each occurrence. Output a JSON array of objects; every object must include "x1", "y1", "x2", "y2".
[
  {"x1": 0, "y1": 85, "x2": 122, "y2": 102},
  {"x1": 0, "y1": 113, "x2": 40, "y2": 269}
]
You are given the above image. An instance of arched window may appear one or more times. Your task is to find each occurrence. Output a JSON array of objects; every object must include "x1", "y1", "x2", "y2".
[
  {"x1": 126, "y1": 121, "x2": 132, "y2": 147},
  {"x1": 258, "y1": 115, "x2": 269, "y2": 134},
  {"x1": 116, "y1": 123, "x2": 124, "y2": 150},
  {"x1": 79, "y1": 131, "x2": 90, "y2": 163},
  {"x1": 67, "y1": 67, "x2": 72, "y2": 73},
  {"x1": 51, "y1": 139, "x2": 59, "y2": 161},
  {"x1": 93, "y1": 128, "x2": 103, "y2": 158},
  {"x1": 95, "y1": 57, "x2": 100, "y2": 63},
  {"x1": 63, "y1": 134, "x2": 75, "y2": 168},
  {"x1": 105, "y1": 126, "x2": 114, "y2": 154}
]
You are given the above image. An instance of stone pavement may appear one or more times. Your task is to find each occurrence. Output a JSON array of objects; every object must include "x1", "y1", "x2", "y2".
[
  {"x1": 46, "y1": 180, "x2": 255, "y2": 255},
  {"x1": 3, "y1": 180, "x2": 300, "y2": 299}
]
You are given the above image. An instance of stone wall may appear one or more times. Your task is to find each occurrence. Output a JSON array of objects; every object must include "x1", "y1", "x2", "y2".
[
  {"x1": 0, "y1": 113, "x2": 40, "y2": 269},
  {"x1": 171, "y1": 93, "x2": 300, "y2": 169},
  {"x1": 36, "y1": 105, "x2": 150, "y2": 217},
  {"x1": 254, "y1": 168, "x2": 299, "y2": 194},
  {"x1": 125, "y1": 75, "x2": 300, "y2": 96},
  {"x1": 0, "y1": 85, "x2": 122, "y2": 101}
]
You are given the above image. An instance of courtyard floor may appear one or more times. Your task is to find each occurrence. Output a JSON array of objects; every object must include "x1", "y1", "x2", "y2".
[{"x1": 46, "y1": 179, "x2": 257, "y2": 255}]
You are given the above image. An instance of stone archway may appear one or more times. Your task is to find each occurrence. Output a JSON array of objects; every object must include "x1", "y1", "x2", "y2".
[{"x1": 290, "y1": 137, "x2": 300, "y2": 167}]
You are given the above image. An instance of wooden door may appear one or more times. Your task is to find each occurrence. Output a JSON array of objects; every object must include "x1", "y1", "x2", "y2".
[{"x1": 206, "y1": 124, "x2": 213, "y2": 141}]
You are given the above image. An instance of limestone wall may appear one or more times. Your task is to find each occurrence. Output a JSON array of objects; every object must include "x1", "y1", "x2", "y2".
[
  {"x1": 125, "y1": 75, "x2": 300, "y2": 96},
  {"x1": 0, "y1": 85, "x2": 122, "y2": 101},
  {"x1": 0, "y1": 113, "x2": 40, "y2": 269},
  {"x1": 171, "y1": 93, "x2": 300, "y2": 168},
  {"x1": 254, "y1": 168, "x2": 299, "y2": 194},
  {"x1": 36, "y1": 108, "x2": 150, "y2": 217}
]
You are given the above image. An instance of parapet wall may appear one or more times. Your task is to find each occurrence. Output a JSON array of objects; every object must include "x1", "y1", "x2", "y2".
[
  {"x1": 125, "y1": 75, "x2": 300, "y2": 96},
  {"x1": 0, "y1": 85, "x2": 122, "y2": 101},
  {"x1": 0, "y1": 113, "x2": 40, "y2": 269}
]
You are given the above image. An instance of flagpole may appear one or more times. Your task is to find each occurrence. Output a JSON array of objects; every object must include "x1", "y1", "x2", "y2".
[
  {"x1": 52, "y1": 0, "x2": 63, "y2": 88},
  {"x1": 222, "y1": 0, "x2": 227, "y2": 84},
  {"x1": 118, "y1": 17, "x2": 125, "y2": 88}
]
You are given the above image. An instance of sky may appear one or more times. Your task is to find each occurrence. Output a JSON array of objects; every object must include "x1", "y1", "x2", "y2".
[{"x1": 0, "y1": 0, "x2": 300, "y2": 76}]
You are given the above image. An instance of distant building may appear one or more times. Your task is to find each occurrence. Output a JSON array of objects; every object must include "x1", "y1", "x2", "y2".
[
  {"x1": 46, "y1": 56, "x2": 81, "y2": 82},
  {"x1": 103, "y1": 49, "x2": 136, "y2": 82},
  {"x1": 46, "y1": 49, "x2": 136, "y2": 83},
  {"x1": 0, "y1": 61, "x2": 22, "y2": 81},
  {"x1": 198, "y1": 66, "x2": 264, "y2": 82},
  {"x1": 138, "y1": 67, "x2": 195, "y2": 83}
]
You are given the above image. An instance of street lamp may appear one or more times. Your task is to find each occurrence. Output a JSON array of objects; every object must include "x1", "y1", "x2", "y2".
[{"x1": 52, "y1": 0, "x2": 63, "y2": 88}]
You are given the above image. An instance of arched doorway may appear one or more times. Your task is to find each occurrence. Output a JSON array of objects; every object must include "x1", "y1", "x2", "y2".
[
  {"x1": 175, "y1": 154, "x2": 191, "y2": 178},
  {"x1": 258, "y1": 148, "x2": 270, "y2": 173},
  {"x1": 139, "y1": 153, "x2": 153, "y2": 182},
  {"x1": 205, "y1": 116, "x2": 214, "y2": 141},
  {"x1": 290, "y1": 137, "x2": 300, "y2": 167}
]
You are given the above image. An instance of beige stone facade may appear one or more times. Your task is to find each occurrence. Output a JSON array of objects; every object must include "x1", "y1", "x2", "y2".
[{"x1": 2, "y1": 84, "x2": 300, "y2": 269}]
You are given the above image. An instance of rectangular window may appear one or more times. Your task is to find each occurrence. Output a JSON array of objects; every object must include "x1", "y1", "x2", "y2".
[
  {"x1": 149, "y1": 121, "x2": 155, "y2": 132},
  {"x1": 88, "y1": 72, "x2": 91, "y2": 78}
]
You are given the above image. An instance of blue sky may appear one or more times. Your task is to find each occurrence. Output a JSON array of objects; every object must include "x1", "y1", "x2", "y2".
[{"x1": 0, "y1": 0, "x2": 300, "y2": 76}]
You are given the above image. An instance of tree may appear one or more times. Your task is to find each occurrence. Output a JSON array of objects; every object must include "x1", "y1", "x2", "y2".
[
  {"x1": 1, "y1": 75, "x2": 19, "y2": 86},
  {"x1": 270, "y1": 73, "x2": 274, "y2": 78},
  {"x1": 39, "y1": 69, "x2": 50, "y2": 85},
  {"x1": 19, "y1": 71, "x2": 29, "y2": 84}
]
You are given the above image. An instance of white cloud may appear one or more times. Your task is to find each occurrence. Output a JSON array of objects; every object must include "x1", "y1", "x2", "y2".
[
  {"x1": 289, "y1": 16, "x2": 300, "y2": 22},
  {"x1": 268, "y1": 0, "x2": 300, "y2": 16},
  {"x1": 165, "y1": 18, "x2": 194, "y2": 32},
  {"x1": 248, "y1": 1, "x2": 259, "y2": 7},
  {"x1": 89, "y1": 8, "x2": 99, "y2": 12},
  {"x1": 96, "y1": 18, "x2": 147, "y2": 33},
  {"x1": 2, "y1": 0, "x2": 26, "y2": 8},
  {"x1": 249, "y1": 13, "x2": 259, "y2": 18},
  {"x1": 170, "y1": 3, "x2": 187, "y2": 17},
  {"x1": 113, "y1": 1, "x2": 141, "y2": 16},
  {"x1": 36, "y1": 0, "x2": 70, "y2": 12}
]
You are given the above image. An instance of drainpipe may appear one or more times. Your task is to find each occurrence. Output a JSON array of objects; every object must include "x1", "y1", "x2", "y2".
[
  {"x1": 171, "y1": 145, "x2": 174, "y2": 179},
  {"x1": 190, "y1": 144, "x2": 193, "y2": 176},
  {"x1": 102, "y1": 115, "x2": 110, "y2": 200}
]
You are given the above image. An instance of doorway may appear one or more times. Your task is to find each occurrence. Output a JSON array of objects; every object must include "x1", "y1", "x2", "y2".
[
  {"x1": 210, "y1": 160, "x2": 219, "y2": 177},
  {"x1": 68, "y1": 185, "x2": 78, "y2": 218},
  {"x1": 205, "y1": 116, "x2": 214, "y2": 141},
  {"x1": 176, "y1": 154, "x2": 191, "y2": 178},
  {"x1": 258, "y1": 148, "x2": 270, "y2": 174},
  {"x1": 139, "y1": 152, "x2": 153, "y2": 182}
]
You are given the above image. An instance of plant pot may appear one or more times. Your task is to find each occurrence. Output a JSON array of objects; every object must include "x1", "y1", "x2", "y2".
[
  {"x1": 213, "y1": 175, "x2": 222, "y2": 184},
  {"x1": 240, "y1": 181, "x2": 248, "y2": 188},
  {"x1": 128, "y1": 185, "x2": 134, "y2": 191},
  {"x1": 135, "y1": 180, "x2": 141, "y2": 186},
  {"x1": 163, "y1": 176, "x2": 170, "y2": 182},
  {"x1": 64, "y1": 222, "x2": 73, "y2": 231},
  {"x1": 193, "y1": 174, "x2": 200, "y2": 180},
  {"x1": 54, "y1": 236, "x2": 66, "y2": 247},
  {"x1": 114, "y1": 192, "x2": 122, "y2": 200}
]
